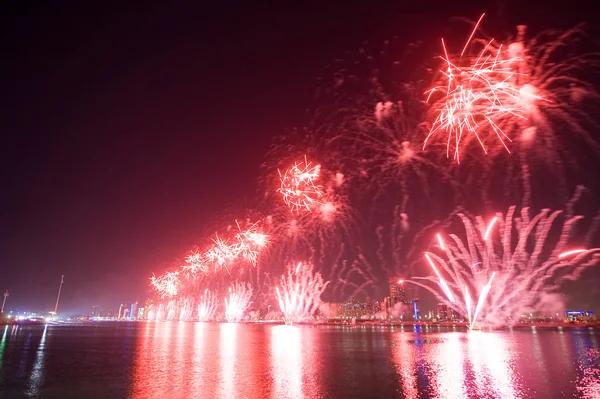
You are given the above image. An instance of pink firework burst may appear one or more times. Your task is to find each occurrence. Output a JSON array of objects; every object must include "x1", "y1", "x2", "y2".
[
  {"x1": 425, "y1": 14, "x2": 546, "y2": 162},
  {"x1": 234, "y1": 221, "x2": 268, "y2": 266},
  {"x1": 150, "y1": 271, "x2": 181, "y2": 299},
  {"x1": 277, "y1": 156, "x2": 324, "y2": 212}
]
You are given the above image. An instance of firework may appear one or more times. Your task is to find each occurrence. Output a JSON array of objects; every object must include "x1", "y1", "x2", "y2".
[
  {"x1": 165, "y1": 299, "x2": 178, "y2": 321},
  {"x1": 179, "y1": 298, "x2": 195, "y2": 321},
  {"x1": 425, "y1": 15, "x2": 600, "y2": 166},
  {"x1": 150, "y1": 271, "x2": 181, "y2": 299},
  {"x1": 275, "y1": 262, "x2": 329, "y2": 324},
  {"x1": 224, "y1": 281, "x2": 253, "y2": 323},
  {"x1": 412, "y1": 205, "x2": 600, "y2": 328},
  {"x1": 196, "y1": 289, "x2": 219, "y2": 322},
  {"x1": 182, "y1": 251, "x2": 208, "y2": 278},
  {"x1": 234, "y1": 221, "x2": 269, "y2": 266},
  {"x1": 278, "y1": 156, "x2": 324, "y2": 212},
  {"x1": 425, "y1": 14, "x2": 534, "y2": 161}
]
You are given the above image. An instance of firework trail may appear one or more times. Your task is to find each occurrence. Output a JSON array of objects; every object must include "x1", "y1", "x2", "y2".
[
  {"x1": 311, "y1": 40, "x2": 460, "y2": 212},
  {"x1": 411, "y1": 201, "x2": 600, "y2": 327},
  {"x1": 196, "y1": 289, "x2": 219, "y2": 322},
  {"x1": 165, "y1": 299, "x2": 178, "y2": 321},
  {"x1": 275, "y1": 262, "x2": 329, "y2": 324},
  {"x1": 179, "y1": 298, "x2": 195, "y2": 321},
  {"x1": 224, "y1": 281, "x2": 253, "y2": 323}
]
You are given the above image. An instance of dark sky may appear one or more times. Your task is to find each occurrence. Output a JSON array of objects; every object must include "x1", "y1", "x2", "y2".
[{"x1": 0, "y1": 1, "x2": 597, "y2": 314}]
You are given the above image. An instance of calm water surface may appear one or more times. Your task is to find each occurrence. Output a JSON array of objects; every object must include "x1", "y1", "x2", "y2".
[{"x1": 0, "y1": 322, "x2": 598, "y2": 398}]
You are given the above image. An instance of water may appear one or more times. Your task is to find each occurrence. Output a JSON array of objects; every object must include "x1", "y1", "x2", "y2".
[{"x1": 0, "y1": 322, "x2": 598, "y2": 398}]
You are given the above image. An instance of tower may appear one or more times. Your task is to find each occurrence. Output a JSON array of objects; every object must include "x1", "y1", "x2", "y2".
[
  {"x1": 53, "y1": 275, "x2": 64, "y2": 315},
  {"x1": 388, "y1": 278, "x2": 406, "y2": 304},
  {"x1": 1, "y1": 290, "x2": 8, "y2": 313}
]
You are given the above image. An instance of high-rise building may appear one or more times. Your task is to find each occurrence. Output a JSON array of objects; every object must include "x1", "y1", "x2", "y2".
[
  {"x1": 437, "y1": 303, "x2": 449, "y2": 320},
  {"x1": 130, "y1": 302, "x2": 138, "y2": 320},
  {"x1": 119, "y1": 303, "x2": 131, "y2": 320},
  {"x1": 388, "y1": 278, "x2": 406, "y2": 305},
  {"x1": 91, "y1": 305, "x2": 102, "y2": 317},
  {"x1": 411, "y1": 299, "x2": 420, "y2": 320}
]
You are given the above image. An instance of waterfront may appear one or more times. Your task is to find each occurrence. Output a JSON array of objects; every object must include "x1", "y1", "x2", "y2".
[{"x1": 0, "y1": 322, "x2": 599, "y2": 398}]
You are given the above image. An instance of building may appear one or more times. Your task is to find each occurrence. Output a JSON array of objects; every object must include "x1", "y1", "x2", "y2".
[
  {"x1": 323, "y1": 299, "x2": 377, "y2": 319},
  {"x1": 565, "y1": 310, "x2": 595, "y2": 322},
  {"x1": 385, "y1": 278, "x2": 420, "y2": 320},
  {"x1": 342, "y1": 298, "x2": 374, "y2": 319},
  {"x1": 130, "y1": 302, "x2": 138, "y2": 320},
  {"x1": 389, "y1": 278, "x2": 406, "y2": 304},
  {"x1": 437, "y1": 303, "x2": 450, "y2": 320},
  {"x1": 118, "y1": 303, "x2": 131, "y2": 320},
  {"x1": 91, "y1": 305, "x2": 102, "y2": 317}
]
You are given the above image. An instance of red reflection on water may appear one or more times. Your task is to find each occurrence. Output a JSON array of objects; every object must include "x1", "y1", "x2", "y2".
[
  {"x1": 392, "y1": 331, "x2": 523, "y2": 398},
  {"x1": 219, "y1": 323, "x2": 238, "y2": 398},
  {"x1": 430, "y1": 333, "x2": 467, "y2": 398},
  {"x1": 132, "y1": 322, "x2": 196, "y2": 398},
  {"x1": 466, "y1": 332, "x2": 522, "y2": 398},
  {"x1": 393, "y1": 334, "x2": 419, "y2": 398},
  {"x1": 576, "y1": 348, "x2": 600, "y2": 398},
  {"x1": 270, "y1": 325, "x2": 303, "y2": 399}
]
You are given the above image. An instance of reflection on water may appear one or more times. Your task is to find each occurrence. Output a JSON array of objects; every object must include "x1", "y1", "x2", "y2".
[
  {"x1": 466, "y1": 332, "x2": 522, "y2": 398},
  {"x1": 0, "y1": 323, "x2": 599, "y2": 398},
  {"x1": 26, "y1": 324, "x2": 47, "y2": 396},
  {"x1": 219, "y1": 323, "x2": 238, "y2": 399}
]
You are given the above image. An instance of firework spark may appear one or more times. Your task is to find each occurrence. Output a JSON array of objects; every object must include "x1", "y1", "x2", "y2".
[
  {"x1": 425, "y1": 15, "x2": 600, "y2": 168},
  {"x1": 150, "y1": 271, "x2": 181, "y2": 299},
  {"x1": 278, "y1": 156, "x2": 324, "y2": 212},
  {"x1": 197, "y1": 289, "x2": 219, "y2": 322},
  {"x1": 275, "y1": 262, "x2": 329, "y2": 324},
  {"x1": 179, "y1": 298, "x2": 195, "y2": 321},
  {"x1": 424, "y1": 14, "x2": 540, "y2": 161},
  {"x1": 413, "y1": 205, "x2": 600, "y2": 328},
  {"x1": 234, "y1": 221, "x2": 269, "y2": 266},
  {"x1": 224, "y1": 281, "x2": 253, "y2": 323}
]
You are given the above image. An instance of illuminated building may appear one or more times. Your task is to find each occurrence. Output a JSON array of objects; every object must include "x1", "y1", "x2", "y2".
[
  {"x1": 380, "y1": 299, "x2": 388, "y2": 314},
  {"x1": 91, "y1": 305, "x2": 102, "y2": 317},
  {"x1": 130, "y1": 302, "x2": 138, "y2": 320},
  {"x1": 412, "y1": 299, "x2": 419, "y2": 320},
  {"x1": 437, "y1": 303, "x2": 449, "y2": 320},
  {"x1": 565, "y1": 310, "x2": 595, "y2": 322},
  {"x1": 342, "y1": 298, "x2": 374, "y2": 319},
  {"x1": 388, "y1": 278, "x2": 406, "y2": 304},
  {"x1": 137, "y1": 307, "x2": 145, "y2": 319},
  {"x1": 119, "y1": 303, "x2": 131, "y2": 320},
  {"x1": 323, "y1": 299, "x2": 377, "y2": 319}
]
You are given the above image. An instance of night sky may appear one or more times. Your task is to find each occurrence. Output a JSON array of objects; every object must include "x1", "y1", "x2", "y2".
[{"x1": 0, "y1": 1, "x2": 598, "y2": 315}]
